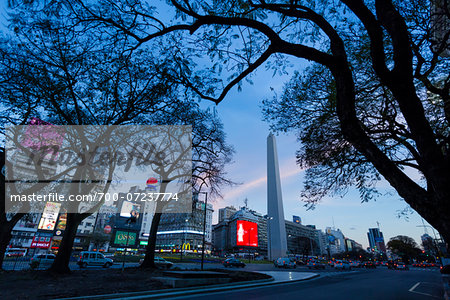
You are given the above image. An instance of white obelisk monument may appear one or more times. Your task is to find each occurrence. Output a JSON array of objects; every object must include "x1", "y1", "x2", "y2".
[{"x1": 267, "y1": 133, "x2": 287, "y2": 260}]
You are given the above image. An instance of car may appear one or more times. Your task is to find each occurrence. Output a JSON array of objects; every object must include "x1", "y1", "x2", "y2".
[
  {"x1": 350, "y1": 261, "x2": 361, "y2": 268},
  {"x1": 307, "y1": 259, "x2": 326, "y2": 269},
  {"x1": 395, "y1": 262, "x2": 409, "y2": 270},
  {"x1": 103, "y1": 254, "x2": 115, "y2": 261},
  {"x1": 139, "y1": 257, "x2": 174, "y2": 269},
  {"x1": 77, "y1": 251, "x2": 113, "y2": 268},
  {"x1": 223, "y1": 258, "x2": 246, "y2": 268},
  {"x1": 363, "y1": 261, "x2": 376, "y2": 269},
  {"x1": 334, "y1": 260, "x2": 351, "y2": 270},
  {"x1": 295, "y1": 259, "x2": 306, "y2": 266},
  {"x1": 274, "y1": 257, "x2": 296, "y2": 269},
  {"x1": 30, "y1": 254, "x2": 56, "y2": 270}
]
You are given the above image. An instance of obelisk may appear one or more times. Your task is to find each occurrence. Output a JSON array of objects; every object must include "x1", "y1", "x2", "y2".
[{"x1": 267, "y1": 133, "x2": 287, "y2": 260}]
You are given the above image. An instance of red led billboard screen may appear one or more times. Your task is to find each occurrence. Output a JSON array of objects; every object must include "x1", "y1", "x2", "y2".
[{"x1": 236, "y1": 220, "x2": 258, "y2": 247}]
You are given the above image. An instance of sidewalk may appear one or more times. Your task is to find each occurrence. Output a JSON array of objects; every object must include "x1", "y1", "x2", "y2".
[{"x1": 55, "y1": 271, "x2": 319, "y2": 300}]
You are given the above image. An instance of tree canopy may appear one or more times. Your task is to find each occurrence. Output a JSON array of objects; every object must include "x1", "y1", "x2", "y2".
[
  {"x1": 52, "y1": 0, "x2": 450, "y2": 248},
  {"x1": 4, "y1": 0, "x2": 450, "y2": 251}
]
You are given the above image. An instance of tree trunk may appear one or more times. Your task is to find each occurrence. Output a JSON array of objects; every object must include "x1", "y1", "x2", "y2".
[
  {"x1": 0, "y1": 212, "x2": 25, "y2": 269},
  {"x1": 140, "y1": 212, "x2": 162, "y2": 269},
  {"x1": 48, "y1": 213, "x2": 81, "y2": 274},
  {"x1": 0, "y1": 220, "x2": 15, "y2": 269}
]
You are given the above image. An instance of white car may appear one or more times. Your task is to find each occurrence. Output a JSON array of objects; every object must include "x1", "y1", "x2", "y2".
[
  {"x1": 334, "y1": 260, "x2": 351, "y2": 270},
  {"x1": 139, "y1": 257, "x2": 174, "y2": 269},
  {"x1": 77, "y1": 251, "x2": 113, "y2": 268},
  {"x1": 30, "y1": 254, "x2": 56, "y2": 270}
]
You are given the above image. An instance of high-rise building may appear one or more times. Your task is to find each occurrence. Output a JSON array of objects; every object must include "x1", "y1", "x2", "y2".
[{"x1": 367, "y1": 228, "x2": 386, "y2": 253}]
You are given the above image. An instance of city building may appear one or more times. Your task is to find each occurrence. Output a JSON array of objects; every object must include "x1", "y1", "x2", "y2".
[
  {"x1": 285, "y1": 221, "x2": 320, "y2": 256},
  {"x1": 345, "y1": 238, "x2": 363, "y2": 252},
  {"x1": 367, "y1": 228, "x2": 387, "y2": 253},
  {"x1": 218, "y1": 206, "x2": 237, "y2": 223},
  {"x1": 155, "y1": 197, "x2": 213, "y2": 252},
  {"x1": 212, "y1": 208, "x2": 322, "y2": 258},
  {"x1": 326, "y1": 227, "x2": 346, "y2": 255},
  {"x1": 9, "y1": 213, "x2": 40, "y2": 248}
]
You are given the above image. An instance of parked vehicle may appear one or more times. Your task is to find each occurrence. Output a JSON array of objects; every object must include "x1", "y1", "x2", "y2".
[
  {"x1": 223, "y1": 258, "x2": 246, "y2": 268},
  {"x1": 307, "y1": 259, "x2": 327, "y2": 269},
  {"x1": 274, "y1": 257, "x2": 296, "y2": 269},
  {"x1": 334, "y1": 260, "x2": 351, "y2": 270},
  {"x1": 77, "y1": 251, "x2": 113, "y2": 268},
  {"x1": 30, "y1": 254, "x2": 55, "y2": 270},
  {"x1": 139, "y1": 257, "x2": 174, "y2": 269}
]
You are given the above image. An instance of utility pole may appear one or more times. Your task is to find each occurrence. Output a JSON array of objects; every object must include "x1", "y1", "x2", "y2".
[{"x1": 199, "y1": 192, "x2": 208, "y2": 271}]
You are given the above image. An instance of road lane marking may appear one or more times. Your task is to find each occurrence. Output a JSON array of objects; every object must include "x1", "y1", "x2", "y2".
[
  {"x1": 408, "y1": 282, "x2": 441, "y2": 298},
  {"x1": 409, "y1": 282, "x2": 420, "y2": 292}
]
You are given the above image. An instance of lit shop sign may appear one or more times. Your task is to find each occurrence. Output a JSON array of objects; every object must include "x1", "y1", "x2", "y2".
[{"x1": 236, "y1": 220, "x2": 258, "y2": 247}]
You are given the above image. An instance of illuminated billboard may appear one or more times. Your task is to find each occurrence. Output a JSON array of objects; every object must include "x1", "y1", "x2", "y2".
[
  {"x1": 38, "y1": 202, "x2": 61, "y2": 231},
  {"x1": 114, "y1": 230, "x2": 137, "y2": 246},
  {"x1": 236, "y1": 220, "x2": 258, "y2": 247},
  {"x1": 120, "y1": 201, "x2": 141, "y2": 219}
]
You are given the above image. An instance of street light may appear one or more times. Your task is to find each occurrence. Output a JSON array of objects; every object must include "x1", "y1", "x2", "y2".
[
  {"x1": 180, "y1": 217, "x2": 189, "y2": 262},
  {"x1": 264, "y1": 215, "x2": 273, "y2": 260},
  {"x1": 416, "y1": 224, "x2": 443, "y2": 265},
  {"x1": 198, "y1": 192, "x2": 208, "y2": 271}
]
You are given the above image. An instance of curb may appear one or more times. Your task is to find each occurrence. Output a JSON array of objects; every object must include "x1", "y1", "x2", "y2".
[
  {"x1": 442, "y1": 274, "x2": 449, "y2": 300},
  {"x1": 54, "y1": 273, "x2": 320, "y2": 300}
]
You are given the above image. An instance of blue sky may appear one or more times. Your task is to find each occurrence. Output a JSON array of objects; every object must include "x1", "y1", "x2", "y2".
[{"x1": 0, "y1": 2, "x2": 437, "y2": 250}]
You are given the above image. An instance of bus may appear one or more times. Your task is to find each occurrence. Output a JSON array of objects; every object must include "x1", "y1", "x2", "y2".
[{"x1": 4, "y1": 248, "x2": 28, "y2": 257}]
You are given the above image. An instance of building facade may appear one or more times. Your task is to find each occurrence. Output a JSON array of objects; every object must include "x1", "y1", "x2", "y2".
[
  {"x1": 367, "y1": 228, "x2": 387, "y2": 253},
  {"x1": 156, "y1": 198, "x2": 213, "y2": 252}
]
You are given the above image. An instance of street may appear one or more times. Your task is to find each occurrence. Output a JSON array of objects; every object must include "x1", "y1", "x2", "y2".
[{"x1": 165, "y1": 266, "x2": 444, "y2": 300}]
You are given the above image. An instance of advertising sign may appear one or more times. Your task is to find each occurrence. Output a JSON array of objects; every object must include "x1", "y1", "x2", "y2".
[
  {"x1": 293, "y1": 216, "x2": 301, "y2": 224},
  {"x1": 120, "y1": 201, "x2": 141, "y2": 219},
  {"x1": 30, "y1": 232, "x2": 53, "y2": 249},
  {"x1": 38, "y1": 202, "x2": 61, "y2": 231},
  {"x1": 236, "y1": 220, "x2": 258, "y2": 247},
  {"x1": 114, "y1": 230, "x2": 137, "y2": 246},
  {"x1": 55, "y1": 209, "x2": 67, "y2": 236}
]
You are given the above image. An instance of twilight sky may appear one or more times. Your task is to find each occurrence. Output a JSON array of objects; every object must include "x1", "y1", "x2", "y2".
[
  {"x1": 203, "y1": 60, "x2": 434, "y2": 250},
  {"x1": 0, "y1": 2, "x2": 437, "y2": 250}
]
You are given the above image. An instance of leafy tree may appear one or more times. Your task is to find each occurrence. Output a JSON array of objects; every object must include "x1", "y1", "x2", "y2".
[
  {"x1": 387, "y1": 235, "x2": 421, "y2": 263},
  {"x1": 0, "y1": 3, "x2": 234, "y2": 273},
  {"x1": 62, "y1": 0, "x2": 450, "y2": 249}
]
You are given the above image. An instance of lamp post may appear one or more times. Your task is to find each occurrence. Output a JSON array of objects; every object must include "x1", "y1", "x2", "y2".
[
  {"x1": 198, "y1": 192, "x2": 208, "y2": 271},
  {"x1": 181, "y1": 217, "x2": 189, "y2": 262},
  {"x1": 416, "y1": 224, "x2": 443, "y2": 265},
  {"x1": 264, "y1": 215, "x2": 273, "y2": 260}
]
